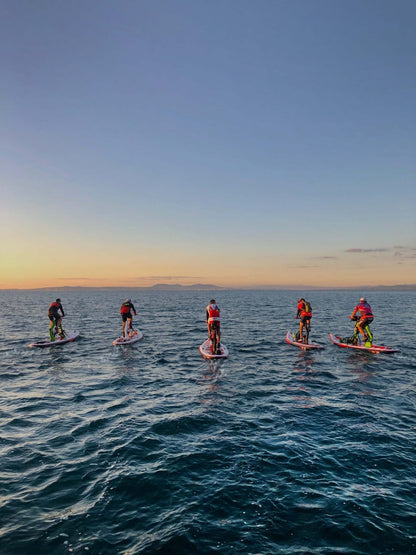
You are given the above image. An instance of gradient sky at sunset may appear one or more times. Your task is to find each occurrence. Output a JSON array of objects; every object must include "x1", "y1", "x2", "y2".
[{"x1": 1, "y1": 0, "x2": 415, "y2": 289}]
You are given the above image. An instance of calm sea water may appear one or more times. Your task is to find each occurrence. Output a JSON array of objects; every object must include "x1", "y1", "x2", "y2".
[{"x1": 0, "y1": 289, "x2": 415, "y2": 554}]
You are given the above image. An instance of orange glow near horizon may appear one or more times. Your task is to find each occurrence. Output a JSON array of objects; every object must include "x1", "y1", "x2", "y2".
[
  {"x1": 1, "y1": 250, "x2": 415, "y2": 289},
  {"x1": 1, "y1": 230, "x2": 415, "y2": 289}
]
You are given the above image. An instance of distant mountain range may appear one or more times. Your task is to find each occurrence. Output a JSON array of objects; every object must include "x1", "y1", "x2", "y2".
[{"x1": 150, "y1": 283, "x2": 223, "y2": 290}]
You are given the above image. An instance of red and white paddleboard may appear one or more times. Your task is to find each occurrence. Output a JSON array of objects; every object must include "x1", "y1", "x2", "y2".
[
  {"x1": 285, "y1": 331, "x2": 324, "y2": 350},
  {"x1": 329, "y1": 334, "x2": 399, "y2": 354},
  {"x1": 29, "y1": 331, "x2": 80, "y2": 348},
  {"x1": 199, "y1": 338, "x2": 229, "y2": 359},
  {"x1": 112, "y1": 329, "x2": 143, "y2": 345}
]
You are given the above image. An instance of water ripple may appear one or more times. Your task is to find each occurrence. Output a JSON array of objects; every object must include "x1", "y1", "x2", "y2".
[{"x1": 0, "y1": 289, "x2": 415, "y2": 553}]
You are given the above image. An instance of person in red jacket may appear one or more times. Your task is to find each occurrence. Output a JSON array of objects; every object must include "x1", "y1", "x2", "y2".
[
  {"x1": 120, "y1": 299, "x2": 137, "y2": 338},
  {"x1": 350, "y1": 297, "x2": 374, "y2": 342},
  {"x1": 206, "y1": 299, "x2": 221, "y2": 352},
  {"x1": 295, "y1": 298, "x2": 312, "y2": 344},
  {"x1": 48, "y1": 298, "x2": 65, "y2": 341}
]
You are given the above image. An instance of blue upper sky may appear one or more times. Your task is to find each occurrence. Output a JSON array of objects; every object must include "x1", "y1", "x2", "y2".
[{"x1": 1, "y1": 0, "x2": 415, "y2": 288}]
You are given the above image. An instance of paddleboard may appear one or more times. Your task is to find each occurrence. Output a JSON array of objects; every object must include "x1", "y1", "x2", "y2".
[
  {"x1": 112, "y1": 329, "x2": 143, "y2": 345},
  {"x1": 199, "y1": 338, "x2": 229, "y2": 359},
  {"x1": 329, "y1": 334, "x2": 399, "y2": 354},
  {"x1": 285, "y1": 330, "x2": 324, "y2": 350},
  {"x1": 29, "y1": 330, "x2": 80, "y2": 348}
]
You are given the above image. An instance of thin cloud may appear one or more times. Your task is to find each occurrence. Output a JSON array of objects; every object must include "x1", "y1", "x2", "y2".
[
  {"x1": 290, "y1": 265, "x2": 319, "y2": 269},
  {"x1": 345, "y1": 248, "x2": 390, "y2": 253},
  {"x1": 56, "y1": 277, "x2": 92, "y2": 281},
  {"x1": 393, "y1": 246, "x2": 416, "y2": 259},
  {"x1": 310, "y1": 256, "x2": 338, "y2": 260},
  {"x1": 395, "y1": 252, "x2": 416, "y2": 259}
]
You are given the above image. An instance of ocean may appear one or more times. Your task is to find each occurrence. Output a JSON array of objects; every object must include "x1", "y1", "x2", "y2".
[{"x1": 0, "y1": 289, "x2": 415, "y2": 554}]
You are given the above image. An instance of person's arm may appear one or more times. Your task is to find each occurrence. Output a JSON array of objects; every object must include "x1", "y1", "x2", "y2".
[
  {"x1": 350, "y1": 306, "x2": 357, "y2": 319},
  {"x1": 59, "y1": 304, "x2": 65, "y2": 317},
  {"x1": 131, "y1": 303, "x2": 137, "y2": 316}
]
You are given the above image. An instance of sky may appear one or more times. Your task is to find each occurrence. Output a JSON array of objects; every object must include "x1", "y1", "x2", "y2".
[{"x1": 1, "y1": 0, "x2": 415, "y2": 289}]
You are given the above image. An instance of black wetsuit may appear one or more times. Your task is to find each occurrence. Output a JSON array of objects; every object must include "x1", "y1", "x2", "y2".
[{"x1": 48, "y1": 302, "x2": 65, "y2": 322}]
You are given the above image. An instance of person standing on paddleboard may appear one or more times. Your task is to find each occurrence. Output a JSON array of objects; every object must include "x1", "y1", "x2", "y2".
[
  {"x1": 206, "y1": 299, "x2": 221, "y2": 351},
  {"x1": 295, "y1": 298, "x2": 312, "y2": 344},
  {"x1": 120, "y1": 299, "x2": 136, "y2": 339},
  {"x1": 350, "y1": 297, "x2": 374, "y2": 342},
  {"x1": 48, "y1": 298, "x2": 65, "y2": 341}
]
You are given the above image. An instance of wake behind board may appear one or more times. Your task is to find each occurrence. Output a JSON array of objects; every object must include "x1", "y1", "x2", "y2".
[
  {"x1": 285, "y1": 331, "x2": 324, "y2": 350},
  {"x1": 112, "y1": 329, "x2": 143, "y2": 345},
  {"x1": 29, "y1": 330, "x2": 80, "y2": 348},
  {"x1": 199, "y1": 338, "x2": 229, "y2": 359},
  {"x1": 329, "y1": 334, "x2": 399, "y2": 354}
]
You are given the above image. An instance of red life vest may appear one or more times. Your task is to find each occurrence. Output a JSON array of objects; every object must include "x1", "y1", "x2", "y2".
[
  {"x1": 357, "y1": 302, "x2": 373, "y2": 317},
  {"x1": 207, "y1": 304, "x2": 220, "y2": 323},
  {"x1": 120, "y1": 302, "x2": 132, "y2": 314},
  {"x1": 298, "y1": 301, "x2": 312, "y2": 318}
]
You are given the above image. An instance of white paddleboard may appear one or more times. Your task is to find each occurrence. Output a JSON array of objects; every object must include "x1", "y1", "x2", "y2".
[
  {"x1": 285, "y1": 330, "x2": 324, "y2": 350},
  {"x1": 199, "y1": 338, "x2": 229, "y2": 359},
  {"x1": 29, "y1": 330, "x2": 80, "y2": 348},
  {"x1": 112, "y1": 329, "x2": 143, "y2": 345}
]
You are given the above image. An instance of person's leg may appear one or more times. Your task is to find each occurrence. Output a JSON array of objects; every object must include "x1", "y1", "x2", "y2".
[
  {"x1": 49, "y1": 318, "x2": 55, "y2": 341},
  {"x1": 208, "y1": 323, "x2": 213, "y2": 350},
  {"x1": 357, "y1": 319, "x2": 367, "y2": 339},
  {"x1": 215, "y1": 323, "x2": 221, "y2": 353},
  {"x1": 362, "y1": 318, "x2": 373, "y2": 342},
  {"x1": 57, "y1": 316, "x2": 65, "y2": 337},
  {"x1": 299, "y1": 320, "x2": 304, "y2": 341},
  {"x1": 304, "y1": 318, "x2": 310, "y2": 344}
]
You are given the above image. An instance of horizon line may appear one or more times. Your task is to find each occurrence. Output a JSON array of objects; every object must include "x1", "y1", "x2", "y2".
[{"x1": 1, "y1": 283, "x2": 416, "y2": 292}]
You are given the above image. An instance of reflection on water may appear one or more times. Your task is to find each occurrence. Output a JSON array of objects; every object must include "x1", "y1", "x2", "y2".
[{"x1": 293, "y1": 352, "x2": 316, "y2": 374}]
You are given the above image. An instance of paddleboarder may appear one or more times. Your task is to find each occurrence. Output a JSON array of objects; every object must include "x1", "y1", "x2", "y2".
[
  {"x1": 206, "y1": 299, "x2": 221, "y2": 353},
  {"x1": 48, "y1": 298, "x2": 65, "y2": 341},
  {"x1": 120, "y1": 299, "x2": 137, "y2": 339},
  {"x1": 350, "y1": 297, "x2": 374, "y2": 342},
  {"x1": 295, "y1": 298, "x2": 312, "y2": 344}
]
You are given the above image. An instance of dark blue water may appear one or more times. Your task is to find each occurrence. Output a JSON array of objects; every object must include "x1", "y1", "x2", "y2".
[{"x1": 0, "y1": 289, "x2": 415, "y2": 554}]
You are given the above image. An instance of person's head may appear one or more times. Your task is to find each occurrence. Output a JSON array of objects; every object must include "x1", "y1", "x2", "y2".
[
  {"x1": 56, "y1": 298, "x2": 61, "y2": 303},
  {"x1": 298, "y1": 298, "x2": 305, "y2": 303},
  {"x1": 210, "y1": 299, "x2": 216, "y2": 304},
  {"x1": 126, "y1": 298, "x2": 131, "y2": 303},
  {"x1": 360, "y1": 297, "x2": 366, "y2": 303}
]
